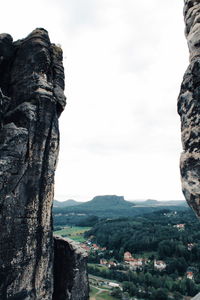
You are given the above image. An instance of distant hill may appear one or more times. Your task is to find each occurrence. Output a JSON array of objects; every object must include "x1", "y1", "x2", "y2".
[
  {"x1": 74, "y1": 195, "x2": 134, "y2": 210},
  {"x1": 53, "y1": 195, "x2": 188, "y2": 221},
  {"x1": 131, "y1": 199, "x2": 187, "y2": 207},
  {"x1": 53, "y1": 199, "x2": 81, "y2": 207},
  {"x1": 144, "y1": 199, "x2": 158, "y2": 205}
]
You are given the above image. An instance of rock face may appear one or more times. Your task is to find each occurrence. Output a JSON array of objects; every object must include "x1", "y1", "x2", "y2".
[
  {"x1": 178, "y1": 1, "x2": 200, "y2": 216},
  {"x1": 0, "y1": 29, "x2": 89, "y2": 300},
  {"x1": 53, "y1": 236, "x2": 89, "y2": 300}
]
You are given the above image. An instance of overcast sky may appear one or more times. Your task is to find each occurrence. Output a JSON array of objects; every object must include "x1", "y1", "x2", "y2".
[{"x1": 2, "y1": 1, "x2": 189, "y2": 202}]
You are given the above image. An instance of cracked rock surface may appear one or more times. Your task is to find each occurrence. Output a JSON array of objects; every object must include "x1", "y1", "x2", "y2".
[
  {"x1": 178, "y1": 1, "x2": 200, "y2": 217},
  {"x1": 0, "y1": 28, "x2": 89, "y2": 300},
  {"x1": 0, "y1": 28, "x2": 66, "y2": 300}
]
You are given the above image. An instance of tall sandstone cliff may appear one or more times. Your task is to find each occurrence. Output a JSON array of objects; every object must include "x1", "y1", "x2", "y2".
[
  {"x1": 178, "y1": 1, "x2": 200, "y2": 217},
  {"x1": 0, "y1": 29, "x2": 89, "y2": 300}
]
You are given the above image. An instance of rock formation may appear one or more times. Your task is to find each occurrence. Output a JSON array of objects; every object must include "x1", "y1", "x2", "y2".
[
  {"x1": 178, "y1": 1, "x2": 200, "y2": 217},
  {"x1": 0, "y1": 29, "x2": 89, "y2": 300},
  {"x1": 53, "y1": 236, "x2": 89, "y2": 300}
]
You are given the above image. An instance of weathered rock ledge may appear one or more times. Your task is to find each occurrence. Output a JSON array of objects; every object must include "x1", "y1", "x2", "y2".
[
  {"x1": 0, "y1": 29, "x2": 89, "y2": 300},
  {"x1": 53, "y1": 236, "x2": 89, "y2": 300}
]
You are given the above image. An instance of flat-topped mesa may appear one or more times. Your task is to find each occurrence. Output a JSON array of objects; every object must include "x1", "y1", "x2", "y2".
[
  {"x1": 178, "y1": 3, "x2": 200, "y2": 217},
  {"x1": 0, "y1": 29, "x2": 66, "y2": 299}
]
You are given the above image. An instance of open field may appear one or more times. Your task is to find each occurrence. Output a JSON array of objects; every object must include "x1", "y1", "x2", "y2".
[
  {"x1": 88, "y1": 263, "x2": 108, "y2": 272},
  {"x1": 89, "y1": 286, "x2": 117, "y2": 300},
  {"x1": 89, "y1": 274, "x2": 121, "y2": 300},
  {"x1": 53, "y1": 226, "x2": 91, "y2": 242}
]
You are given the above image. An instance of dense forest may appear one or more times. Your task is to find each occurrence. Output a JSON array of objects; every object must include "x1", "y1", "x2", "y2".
[
  {"x1": 53, "y1": 204, "x2": 200, "y2": 299},
  {"x1": 84, "y1": 209, "x2": 200, "y2": 299},
  {"x1": 85, "y1": 209, "x2": 200, "y2": 257},
  {"x1": 88, "y1": 263, "x2": 200, "y2": 299}
]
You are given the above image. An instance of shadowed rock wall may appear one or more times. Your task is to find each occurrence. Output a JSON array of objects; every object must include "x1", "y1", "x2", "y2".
[
  {"x1": 53, "y1": 236, "x2": 89, "y2": 300},
  {"x1": 178, "y1": 1, "x2": 200, "y2": 217},
  {"x1": 0, "y1": 28, "x2": 66, "y2": 299}
]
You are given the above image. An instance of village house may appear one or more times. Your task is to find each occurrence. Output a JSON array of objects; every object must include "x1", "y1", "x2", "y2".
[
  {"x1": 92, "y1": 244, "x2": 100, "y2": 250},
  {"x1": 173, "y1": 224, "x2": 185, "y2": 230},
  {"x1": 154, "y1": 260, "x2": 167, "y2": 271},
  {"x1": 187, "y1": 272, "x2": 194, "y2": 280},
  {"x1": 128, "y1": 258, "x2": 145, "y2": 270},
  {"x1": 108, "y1": 282, "x2": 120, "y2": 288},
  {"x1": 100, "y1": 259, "x2": 108, "y2": 265},
  {"x1": 187, "y1": 243, "x2": 195, "y2": 251},
  {"x1": 124, "y1": 251, "x2": 134, "y2": 262},
  {"x1": 108, "y1": 261, "x2": 117, "y2": 268},
  {"x1": 100, "y1": 259, "x2": 117, "y2": 268},
  {"x1": 80, "y1": 244, "x2": 90, "y2": 253},
  {"x1": 124, "y1": 252, "x2": 147, "y2": 270},
  {"x1": 91, "y1": 244, "x2": 106, "y2": 251}
]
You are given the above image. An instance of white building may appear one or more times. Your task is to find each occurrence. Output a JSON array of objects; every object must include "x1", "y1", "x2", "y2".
[
  {"x1": 154, "y1": 260, "x2": 166, "y2": 271},
  {"x1": 108, "y1": 282, "x2": 120, "y2": 288}
]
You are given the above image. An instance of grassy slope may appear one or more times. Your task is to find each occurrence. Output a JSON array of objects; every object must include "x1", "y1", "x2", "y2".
[{"x1": 54, "y1": 226, "x2": 91, "y2": 242}]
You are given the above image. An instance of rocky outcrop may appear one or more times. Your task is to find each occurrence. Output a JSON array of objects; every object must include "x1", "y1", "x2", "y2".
[
  {"x1": 53, "y1": 236, "x2": 89, "y2": 300},
  {"x1": 178, "y1": 1, "x2": 200, "y2": 217},
  {"x1": 0, "y1": 29, "x2": 89, "y2": 300},
  {"x1": 191, "y1": 292, "x2": 200, "y2": 300}
]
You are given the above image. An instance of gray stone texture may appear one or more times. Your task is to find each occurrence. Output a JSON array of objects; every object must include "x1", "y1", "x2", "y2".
[
  {"x1": 178, "y1": 1, "x2": 200, "y2": 217},
  {"x1": 0, "y1": 29, "x2": 89, "y2": 300}
]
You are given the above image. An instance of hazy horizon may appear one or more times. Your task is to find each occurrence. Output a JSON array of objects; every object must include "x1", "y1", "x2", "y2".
[{"x1": 55, "y1": 194, "x2": 185, "y2": 203}]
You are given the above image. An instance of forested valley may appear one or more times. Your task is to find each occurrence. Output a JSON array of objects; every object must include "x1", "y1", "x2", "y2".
[{"x1": 54, "y1": 207, "x2": 200, "y2": 299}]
